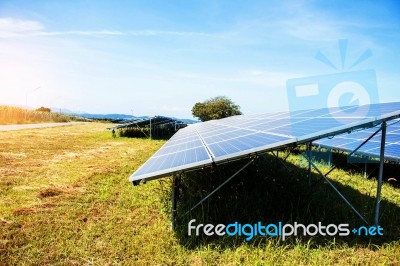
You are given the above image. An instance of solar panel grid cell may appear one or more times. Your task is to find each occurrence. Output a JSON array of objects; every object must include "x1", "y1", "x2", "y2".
[
  {"x1": 314, "y1": 118, "x2": 400, "y2": 162},
  {"x1": 153, "y1": 140, "x2": 204, "y2": 157}
]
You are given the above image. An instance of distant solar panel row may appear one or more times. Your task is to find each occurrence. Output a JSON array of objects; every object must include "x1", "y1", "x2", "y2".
[
  {"x1": 314, "y1": 119, "x2": 400, "y2": 162},
  {"x1": 129, "y1": 102, "x2": 400, "y2": 182},
  {"x1": 108, "y1": 116, "x2": 187, "y2": 130}
]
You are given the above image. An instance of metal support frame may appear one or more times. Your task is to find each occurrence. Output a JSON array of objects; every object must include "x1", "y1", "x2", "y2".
[
  {"x1": 374, "y1": 121, "x2": 386, "y2": 226},
  {"x1": 302, "y1": 121, "x2": 388, "y2": 226},
  {"x1": 305, "y1": 158, "x2": 370, "y2": 225},
  {"x1": 149, "y1": 117, "x2": 152, "y2": 139},
  {"x1": 270, "y1": 146, "x2": 296, "y2": 173},
  {"x1": 117, "y1": 122, "x2": 149, "y2": 138},
  {"x1": 186, "y1": 158, "x2": 255, "y2": 214},
  {"x1": 135, "y1": 123, "x2": 149, "y2": 138},
  {"x1": 307, "y1": 142, "x2": 312, "y2": 184},
  {"x1": 168, "y1": 121, "x2": 390, "y2": 229},
  {"x1": 362, "y1": 164, "x2": 379, "y2": 180},
  {"x1": 364, "y1": 162, "x2": 368, "y2": 179},
  {"x1": 327, "y1": 148, "x2": 332, "y2": 167},
  {"x1": 171, "y1": 175, "x2": 180, "y2": 229},
  {"x1": 313, "y1": 126, "x2": 382, "y2": 186}
]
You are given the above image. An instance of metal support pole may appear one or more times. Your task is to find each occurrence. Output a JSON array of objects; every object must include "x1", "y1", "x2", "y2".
[
  {"x1": 364, "y1": 162, "x2": 367, "y2": 179},
  {"x1": 304, "y1": 155, "x2": 370, "y2": 226},
  {"x1": 149, "y1": 118, "x2": 152, "y2": 139},
  {"x1": 328, "y1": 149, "x2": 332, "y2": 167},
  {"x1": 171, "y1": 175, "x2": 179, "y2": 229},
  {"x1": 374, "y1": 121, "x2": 387, "y2": 227},
  {"x1": 188, "y1": 158, "x2": 255, "y2": 213},
  {"x1": 307, "y1": 142, "x2": 312, "y2": 184},
  {"x1": 271, "y1": 151, "x2": 291, "y2": 173}
]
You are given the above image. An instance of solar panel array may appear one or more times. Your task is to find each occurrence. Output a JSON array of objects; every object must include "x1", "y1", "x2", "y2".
[
  {"x1": 108, "y1": 116, "x2": 187, "y2": 130},
  {"x1": 314, "y1": 119, "x2": 400, "y2": 162},
  {"x1": 129, "y1": 102, "x2": 400, "y2": 182}
]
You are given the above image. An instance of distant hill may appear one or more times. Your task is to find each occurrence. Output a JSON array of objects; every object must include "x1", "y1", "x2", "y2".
[
  {"x1": 76, "y1": 113, "x2": 140, "y2": 120},
  {"x1": 48, "y1": 106, "x2": 199, "y2": 124}
]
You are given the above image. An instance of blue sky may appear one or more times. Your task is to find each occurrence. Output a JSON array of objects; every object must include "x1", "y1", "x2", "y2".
[{"x1": 0, "y1": 0, "x2": 399, "y2": 118}]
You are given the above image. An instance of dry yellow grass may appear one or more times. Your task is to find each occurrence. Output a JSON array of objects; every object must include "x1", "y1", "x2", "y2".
[
  {"x1": 0, "y1": 123, "x2": 162, "y2": 217},
  {"x1": 0, "y1": 106, "x2": 77, "y2": 125}
]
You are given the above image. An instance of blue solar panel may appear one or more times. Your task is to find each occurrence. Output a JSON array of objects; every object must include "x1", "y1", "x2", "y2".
[
  {"x1": 314, "y1": 119, "x2": 400, "y2": 162},
  {"x1": 129, "y1": 102, "x2": 400, "y2": 182},
  {"x1": 207, "y1": 132, "x2": 292, "y2": 159}
]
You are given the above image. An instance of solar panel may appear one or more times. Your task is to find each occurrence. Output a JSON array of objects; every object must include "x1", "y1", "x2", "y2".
[
  {"x1": 129, "y1": 102, "x2": 400, "y2": 182},
  {"x1": 314, "y1": 119, "x2": 400, "y2": 162},
  {"x1": 108, "y1": 116, "x2": 187, "y2": 130}
]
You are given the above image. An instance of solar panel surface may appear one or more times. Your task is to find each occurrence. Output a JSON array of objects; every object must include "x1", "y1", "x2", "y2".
[
  {"x1": 129, "y1": 102, "x2": 400, "y2": 182},
  {"x1": 314, "y1": 119, "x2": 400, "y2": 162}
]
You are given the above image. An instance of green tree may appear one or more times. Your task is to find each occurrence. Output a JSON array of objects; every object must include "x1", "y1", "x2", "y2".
[{"x1": 191, "y1": 96, "x2": 242, "y2": 122}]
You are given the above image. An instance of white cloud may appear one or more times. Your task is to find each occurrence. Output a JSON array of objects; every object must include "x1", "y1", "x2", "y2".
[
  {"x1": 0, "y1": 18, "x2": 44, "y2": 36},
  {"x1": 278, "y1": 2, "x2": 340, "y2": 40},
  {"x1": 0, "y1": 18, "x2": 211, "y2": 38},
  {"x1": 169, "y1": 69, "x2": 301, "y2": 88}
]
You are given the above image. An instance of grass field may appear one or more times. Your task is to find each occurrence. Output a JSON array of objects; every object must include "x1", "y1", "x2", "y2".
[{"x1": 0, "y1": 123, "x2": 399, "y2": 265}]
